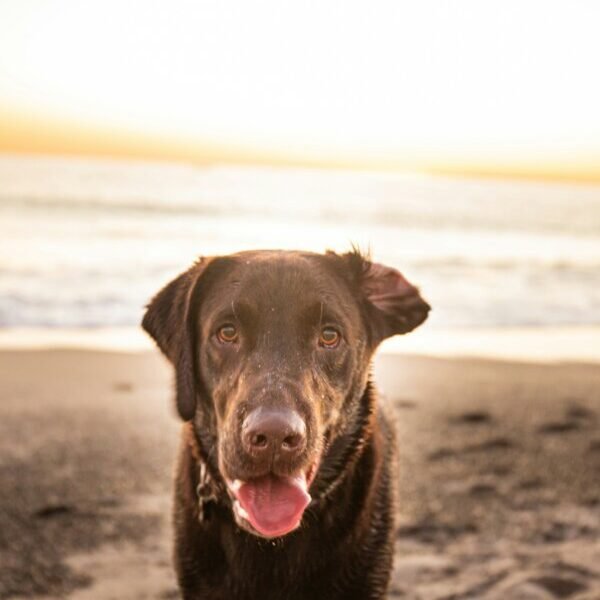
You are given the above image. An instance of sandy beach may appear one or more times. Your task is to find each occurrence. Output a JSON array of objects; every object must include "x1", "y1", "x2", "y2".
[{"x1": 1, "y1": 349, "x2": 599, "y2": 599}]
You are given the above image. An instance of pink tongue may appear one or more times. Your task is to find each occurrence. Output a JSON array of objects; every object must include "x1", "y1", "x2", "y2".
[{"x1": 237, "y1": 474, "x2": 311, "y2": 537}]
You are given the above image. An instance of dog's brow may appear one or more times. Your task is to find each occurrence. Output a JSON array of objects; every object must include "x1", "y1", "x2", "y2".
[
  {"x1": 319, "y1": 302, "x2": 349, "y2": 329},
  {"x1": 226, "y1": 300, "x2": 256, "y2": 324},
  {"x1": 302, "y1": 301, "x2": 323, "y2": 323}
]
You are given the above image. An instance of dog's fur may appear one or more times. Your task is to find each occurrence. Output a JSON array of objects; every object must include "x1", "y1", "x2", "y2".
[{"x1": 142, "y1": 249, "x2": 430, "y2": 600}]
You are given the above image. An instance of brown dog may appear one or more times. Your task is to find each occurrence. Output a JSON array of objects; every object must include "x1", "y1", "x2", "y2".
[{"x1": 142, "y1": 249, "x2": 430, "y2": 600}]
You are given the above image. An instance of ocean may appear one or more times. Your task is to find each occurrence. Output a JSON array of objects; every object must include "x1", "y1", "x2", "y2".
[{"x1": 1, "y1": 155, "x2": 599, "y2": 331}]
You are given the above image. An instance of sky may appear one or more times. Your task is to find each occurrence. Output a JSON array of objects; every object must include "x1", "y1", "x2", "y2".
[{"x1": 0, "y1": 0, "x2": 599, "y2": 180}]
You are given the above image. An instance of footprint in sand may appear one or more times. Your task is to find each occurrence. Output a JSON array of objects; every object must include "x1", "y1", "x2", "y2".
[
  {"x1": 465, "y1": 437, "x2": 515, "y2": 453},
  {"x1": 428, "y1": 437, "x2": 515, "y2": 462},
  {"x1": 489, "y1": 464, "x2": 512, "y2": 476},
  {"x1": 468, "y1": 482, "x2": 498, "y2": 496},
  {"x1": 537, "y1": 404, "x2": 597, "y2": 436},
  {"x1": 396, "y1": 521, "x2": 478, "y2": 544},
  {"x1": 34, "y1": 504, "x2": 74, "y2": 519},
  {"x1": 583, "y1": 496, "x2": 600, "y2": 507},
  {"x1": 537, "y1": 421, "x2": 581, "y2": 434},
  {"x1": 113, "y1": 381, "x2": 133, "y2": 392},
  {"x1": 565, "y1": 401, "x2": 596, "y2": 421},
  {"x1": 427, "y1": 447, "x2": 457, "y2": 461},
  {"x1": 538, "y1": 521, "x2": 596, "y2": 544},
  {"x1": 450, "y1": 410, "x2": 493, "y2": 425},
  {"x1": 502, "y1": 574, "x2": 588, "y2": 599},
  {"x1": 395, "y1": 398, "x2": 417, "y2": 409},
  {"x1": 516, "y1": 478, "x2": 545, "y2": 490},
  {"x1": 33, "y1": 498, "x2": 125, "y2": 521}
]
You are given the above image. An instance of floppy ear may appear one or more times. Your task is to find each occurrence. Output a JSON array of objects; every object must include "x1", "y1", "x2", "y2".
[
  {"x1": 141, "y1": 258, "x2": 209, "y2": 421},
  {"x1": 361, "y1": 260, "x2": 430, "y2": 339},
  {"x1": 332, "y1": 250, "x2": 431, "y2": 343}
]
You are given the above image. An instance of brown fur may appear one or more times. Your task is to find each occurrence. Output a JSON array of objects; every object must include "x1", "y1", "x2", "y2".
[{"x1": 142, "y1": 249, "x2": 429, "y2": 599}]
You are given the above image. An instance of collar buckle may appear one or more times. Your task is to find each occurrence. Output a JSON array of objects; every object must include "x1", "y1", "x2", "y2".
[{"x1": 196, "y1": 460, "x2": 218, "y2": 523}]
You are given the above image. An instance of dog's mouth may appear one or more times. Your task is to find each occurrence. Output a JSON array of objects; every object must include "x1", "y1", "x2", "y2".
[{"x1": 226, "y1": 463, "x2": 318, "y2": 538}]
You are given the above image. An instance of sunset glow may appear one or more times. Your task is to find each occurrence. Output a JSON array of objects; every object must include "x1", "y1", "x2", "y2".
[{"x1": 1, "y1": 0, "x2": 599, "y2": 179}]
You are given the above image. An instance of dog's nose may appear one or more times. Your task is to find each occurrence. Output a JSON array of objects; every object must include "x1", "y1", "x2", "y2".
[{"x1": 241, "y1": 407, "x2": 306, "y2": 458}]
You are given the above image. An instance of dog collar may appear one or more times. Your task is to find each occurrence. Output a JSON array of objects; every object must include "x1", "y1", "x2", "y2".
[
  {"x1": 185, "y1": 422, "x2": 222, "y2": 523},
  {"x1": 196, "y1": 459, "x2": 220, "y2": 523}
]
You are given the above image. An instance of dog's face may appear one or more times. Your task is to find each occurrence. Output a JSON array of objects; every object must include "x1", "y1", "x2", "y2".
[{"x1": 143, "y1": 250, "x2": 429, "y2": 538}]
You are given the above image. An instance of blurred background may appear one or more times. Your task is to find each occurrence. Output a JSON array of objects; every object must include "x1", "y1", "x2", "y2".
[
  {"x1": 1, "y1": 2, "x2": 599, "y2": 599},
  {"x1": 1, "y1": 0, "x2": 599, "y2": 359}
]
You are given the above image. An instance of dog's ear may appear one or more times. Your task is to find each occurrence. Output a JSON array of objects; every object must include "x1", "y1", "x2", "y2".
[
  {"x1": 361, "y1": 260, "x2": 431, "y2": 338},
  {"x1": 331, "y1": 250, "x2": 431, "y2": 343},
  {"x1": 142, "y1": 258, "x2": 211, "y2": 421}
]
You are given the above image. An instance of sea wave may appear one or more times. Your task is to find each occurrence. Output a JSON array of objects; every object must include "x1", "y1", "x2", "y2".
[{"x1": 1, "y1": 156, "x2": 599, "y2": 329}]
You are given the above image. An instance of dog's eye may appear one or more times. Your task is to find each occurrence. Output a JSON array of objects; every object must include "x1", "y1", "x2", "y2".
[
  {"x1": 217, "y1": 324, "x2": 238, "y2": 343},
  {"x1": 319, "y1": 327, "x2": 340, "y2": 348}
]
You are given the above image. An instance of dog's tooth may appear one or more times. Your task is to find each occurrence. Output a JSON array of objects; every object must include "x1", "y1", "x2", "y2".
[
  {"x1": 230, "y1": 479, "x2": 243, "y2": 492},
  {"x1": 235, "y1": 501, "x2": 250, "y2": 521}
]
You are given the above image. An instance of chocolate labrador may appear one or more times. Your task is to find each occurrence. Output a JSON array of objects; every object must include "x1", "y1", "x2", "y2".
[{"x1": 142, "y1": 249, "x2": 430, "y2": 599}]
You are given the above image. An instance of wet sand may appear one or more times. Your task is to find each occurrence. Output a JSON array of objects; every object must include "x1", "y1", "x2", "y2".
[{"x1": 1, "y1": 350, "x2": 599, "y2": 599}]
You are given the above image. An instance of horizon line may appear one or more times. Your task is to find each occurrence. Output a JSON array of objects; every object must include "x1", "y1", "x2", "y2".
[{"x1": 1, "y1": 108, "x2": 599, "y2": 185}]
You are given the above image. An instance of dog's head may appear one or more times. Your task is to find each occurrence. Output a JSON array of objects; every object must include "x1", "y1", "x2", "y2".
[{"x1": 143, "y1": 249, "x2": 429, "y2": 538}]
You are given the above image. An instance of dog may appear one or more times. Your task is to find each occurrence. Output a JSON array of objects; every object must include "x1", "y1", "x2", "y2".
[{"x1": 142, "y1": 249, "x2": 430, "y2": 599}]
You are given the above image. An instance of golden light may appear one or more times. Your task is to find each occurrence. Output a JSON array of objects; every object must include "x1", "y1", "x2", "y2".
[{"x1": 0, "y1": 0, "x2": 599, "y2": 178}]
